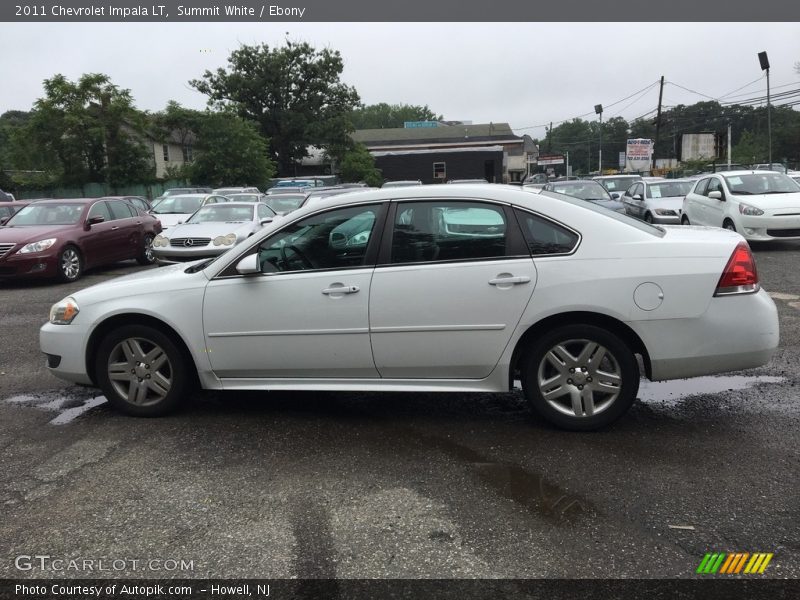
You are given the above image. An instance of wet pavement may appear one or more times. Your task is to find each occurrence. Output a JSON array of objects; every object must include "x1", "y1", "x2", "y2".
[{"x1": 0, "y1": 249, "x2": 798, "y2": 581}]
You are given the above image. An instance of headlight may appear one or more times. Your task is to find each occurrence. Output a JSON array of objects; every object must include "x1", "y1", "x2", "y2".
[
  {"x1": 49, "y1": 297, "x2": 80, "y2": 325},
  {"x1": 654, "y1": 209, "x2": 677, "y2": 216},
  {"x1": 18, "y1": 238, "x2": 57, "y2": 254},
  {"x1": 153, "y1": 235, "x2": 169, "y2": 247},
  {"x1": 213, "y1": 233, "x2": 237, "y2": 246},
  {"x1": 739, "y1": 203, "x2": 764, "y2": 216}
]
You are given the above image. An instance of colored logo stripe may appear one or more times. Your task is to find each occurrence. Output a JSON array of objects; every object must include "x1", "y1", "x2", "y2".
[{"x1": 697, "y1": 552, "x2": 773, "y2": 574}]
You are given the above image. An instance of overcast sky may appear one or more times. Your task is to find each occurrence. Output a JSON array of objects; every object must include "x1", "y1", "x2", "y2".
[{"x1": 2, "y1": 22, "x2": 799, "y2": 138}]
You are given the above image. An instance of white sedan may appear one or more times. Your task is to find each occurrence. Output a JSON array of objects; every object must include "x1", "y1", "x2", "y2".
[
  {"x1": 681, "y1": 170, "x2": 800, "y2": 241},
  {"x1": 41, "y1": 185, "x2": 779, "y2": 430}
]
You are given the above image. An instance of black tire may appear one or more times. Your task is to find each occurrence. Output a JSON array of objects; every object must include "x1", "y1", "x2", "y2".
[
  {"x1": 723, "y1": 219, "x2": 736, "y2": 232},
  {"x1": 521, "y1": 324, "x2": 639, "y2": 431},
  {"x1": 94, "y1": 324, "x2": 190, "y2": 417},
  {"x1": 57, "y1": 245, "x2": 83, "y2": 282},
  {"x1": 136, "y1": 234, "x2": 156, "y2": 265},
  {"x1": 681, "y1": 215, "x2": 690, "y2": 225},
  {"x1": 644, "y1": 212, "x2": 654, "y2": 224}
]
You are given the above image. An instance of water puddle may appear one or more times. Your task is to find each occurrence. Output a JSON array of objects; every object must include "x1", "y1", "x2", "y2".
[
  {"x1": 5, "y1": 391, "x2": 107, "y2": 425},
  {"x1": 414, "y1": 433, "x2": 590, "y2": 521},
  {"x1": 638, "y1": 375, "x2": 785, "y2": 406}
]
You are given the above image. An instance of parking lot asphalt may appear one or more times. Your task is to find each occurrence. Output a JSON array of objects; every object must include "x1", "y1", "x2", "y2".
[{"x1": 0, "y1": 243, "x2": 798, "y2": 581}]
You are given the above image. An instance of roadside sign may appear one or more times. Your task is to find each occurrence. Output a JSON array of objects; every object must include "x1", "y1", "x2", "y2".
[{"x1": 538, "y1": 154, "x2": 565, "y2": 165}]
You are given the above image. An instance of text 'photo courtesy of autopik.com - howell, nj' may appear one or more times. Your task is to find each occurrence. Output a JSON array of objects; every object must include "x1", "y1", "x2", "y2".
[{"x1": 1, "y1": 1, "x2": 800, "y2": 599}]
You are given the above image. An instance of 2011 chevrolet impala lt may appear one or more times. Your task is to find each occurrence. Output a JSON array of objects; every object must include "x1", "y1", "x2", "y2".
[{"x1": 40, "y1": 185, "x2": 780, "y2": 430}]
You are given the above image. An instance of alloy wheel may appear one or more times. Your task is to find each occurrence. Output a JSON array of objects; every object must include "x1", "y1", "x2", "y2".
[
  {"x1": 60, "y1": 248, "x2": 81, "y2": 280},
  {"x1": 106, "y1": 337, "x2": 173, "y2": 407},
  {"x1": 536, "y1": 339, "x2": 622, "y2": 418}
]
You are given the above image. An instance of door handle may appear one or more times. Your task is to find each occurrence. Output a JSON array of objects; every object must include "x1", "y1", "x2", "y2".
[
  {"x1": 322, "y1": 285, "x2": 360, "y2": 295},
  {"x1": 111, "y1": 226, "x2": 119, "y2": 230},
  {"x1": 489, "y1": 276, "x2": 530, "y2": 286}
]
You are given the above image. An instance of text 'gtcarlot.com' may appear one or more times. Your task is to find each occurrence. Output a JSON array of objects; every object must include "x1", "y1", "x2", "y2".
[{"x1": 14, "y1": 555, "x2": 195, "y2": 572}]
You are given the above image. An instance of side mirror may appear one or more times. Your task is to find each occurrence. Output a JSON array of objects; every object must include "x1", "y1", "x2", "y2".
[
  {"x1": 632, "y1": 194, "x2": 642, "y2": 201},
  {"x1": 259, "y1": 217, "x2": 273, "y2": 226},
  {"x1": 235, "y1": 253, "x2": 260, "y2": 275},
  {"x1": 0, "y1": 217, "x2": 8, "y2": 226},
  {"x1": 708, "y1": 191, "x2": 723, "y2": 200},
  {"x1": 330, "y1": 231, "x2": 347, "y2": 248},
  {"x1": 85, "y1": 215, "x2": 105, "y2": 229},
  {"x1": 610, "y1": 192, "x2": 622, "y2": 200}
]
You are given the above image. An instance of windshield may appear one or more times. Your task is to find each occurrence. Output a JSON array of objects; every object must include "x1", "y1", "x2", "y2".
[
  {"x1": 552, "y1": 181, "x2": 611, "y2": 201},
  {"x1": 723, "y1": 173, "x2": 800, "y2": 195},
  {"x1": 7, "y1": 203, "x2": 83, "y2": 226},
  {"x1": 598, "y1": 177, "x2": 641, "y2": 191},
  {"x1": 151, "y1": 195, "x2": 205, "y2": 214},
  {"x1": 647, "y1": 181, "x2": 693, "y2": 198},
  {"x1": 264, "y1": 194, "x2": 306, "y2": 213},
  {"x1": 227, "y1": 194, "x2": 262, "y2": 202},
  {"x1": 275, "y1": 180, "x2": 312, "y2": 188},
  {"x1": 186, "y1": 205, "x2": 254, "y2": 224}
]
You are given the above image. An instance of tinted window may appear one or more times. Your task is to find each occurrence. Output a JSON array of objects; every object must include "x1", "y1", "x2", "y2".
[
  {"x1": 256, "y1": 205, "x2": 379, "y2": 273},
  {"x1": 108, "y1": 201, "x2": 135, "y2": 219},
  {"x1": 8, "y1": 203, "x2": 83, "y2": 226},
  {"x1": 88, "y1": 201, "x2": 113, "y2": 222},
  {"x1": 515, "y1": 209, "x2": 579, "y2": 255},
  {"x1": 391, "y1": 201, "x2": 507, "y2": 264}
]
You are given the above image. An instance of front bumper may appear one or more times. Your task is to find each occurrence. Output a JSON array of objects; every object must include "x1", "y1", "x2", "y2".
[
  {"x1": 737, "y1": 213, "x2": 800, "y2": 241},
  {"x1": 0, "y1": 250, "x2": 61, "y2": 278},
  {"x1": 40, "y1": 320, "x2": 94, "y2": 385},
  {"x1": 153, "y1": 246, "x2": 231, "y2": 263}
]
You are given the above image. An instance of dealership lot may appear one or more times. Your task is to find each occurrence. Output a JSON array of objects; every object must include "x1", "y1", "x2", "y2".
[{"x1": 0, "y1": 242, "x2": 798, "y2": 579}]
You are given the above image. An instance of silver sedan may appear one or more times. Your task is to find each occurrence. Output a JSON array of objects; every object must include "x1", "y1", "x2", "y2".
[
  {"x1": 152, "y1": 202, "x2": 276, "y2": 262},
  {"x1": 621, "y1": 179, "x2": 694, "y2": 224}
]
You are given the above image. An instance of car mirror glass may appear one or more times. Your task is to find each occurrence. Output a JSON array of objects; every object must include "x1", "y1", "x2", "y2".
[
  {"x1": 235, "y1": 253, "x2": 260, "y2": 275},
  {"x1": 87, "y1": 215, "x2": 105, "y2": 227}
]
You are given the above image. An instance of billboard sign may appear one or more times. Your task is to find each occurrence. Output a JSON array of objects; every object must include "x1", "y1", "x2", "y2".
[
  {"x1": 537, "y1": 154, "x2": 565, "y2": 165},
  {"x1": 626, "y1": 139, "x2": 653, "y2": 172}
]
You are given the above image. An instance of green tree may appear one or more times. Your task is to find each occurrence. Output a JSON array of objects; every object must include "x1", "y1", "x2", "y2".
[
  {"x1": 188, "y1": 112, "x2": 275, "y2": 188},
  {"x1": 24, "y1": 73, "x2": 153, "y2": 187},
  {"x1": 349, "y1": 103, "x2": 442, "y2": 129},
  {"x1": 338, "y1": 143, "x2": 382, "y2": 187},
  {"x1": 191, "y1": 42, "x2": 360, "y2": 176},
  {"x1": 731, "y1": 130, "x2": 769, "y2": 164}
]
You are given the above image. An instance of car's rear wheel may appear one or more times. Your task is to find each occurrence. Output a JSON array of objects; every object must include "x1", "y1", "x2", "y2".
[
  {"x1": 521, "y1": 324, "x2": 639, "y2": 431},
  {"x1": 137, "y1": 234, "x2": 156, "y2": 265},
  {"x1": 57, "y1": 245, "x2": 83, "y2": 282},
  {"x1": 95, "y1": 324, "x2": 189, "y2": 417}
]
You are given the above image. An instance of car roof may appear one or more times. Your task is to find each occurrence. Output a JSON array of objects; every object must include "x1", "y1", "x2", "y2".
[
  {"x1": 197, "y1": 201, "x2": 259, "y2": 209},
  {"x1": 701, "y1": 170, "x2": 778, "y2": 177},
  {"x1": 25, "y1": 198, "x2": 97, "y2": 205}
]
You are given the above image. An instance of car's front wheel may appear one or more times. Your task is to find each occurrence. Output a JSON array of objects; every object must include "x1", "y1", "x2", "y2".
[
  {"x1": 521, "y1": 324, "x2": 639, "y2": 431},
  {"x1": 681, "y1": 215, "x2": 691, "y2": 225},
  {"x1": 95, "y1": 324, "x2": 189, "y2": 416},
  {"x1": 57, "y1": 245, "x2": 83, "y2": 282}
]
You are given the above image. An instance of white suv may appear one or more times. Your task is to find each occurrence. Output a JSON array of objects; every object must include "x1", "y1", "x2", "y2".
[{"x1": 681, "y1": 170, "x2": 800, "y2": 241}]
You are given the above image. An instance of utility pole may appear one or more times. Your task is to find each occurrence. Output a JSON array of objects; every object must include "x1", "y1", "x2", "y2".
[
  {"x1": 653, "y1": 76, "x2": 664, "y2": 173},
  {"x1": 727, "y1": 122, "x2": 732, "y2": 170},
  {"x1": 548, "y1": 121, "x2": 553, "y2": 152},
  {"x1": 758, "y1": 52, "x2": 772, "y2": 169},
  {"x1": 594, "y1": 105, "x2": 603, "y2": 173}
]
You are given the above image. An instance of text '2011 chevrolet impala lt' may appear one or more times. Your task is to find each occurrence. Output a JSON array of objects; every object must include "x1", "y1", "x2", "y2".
[{"x1": 41, "y1": 185, "x2": 779, "y2": 430}]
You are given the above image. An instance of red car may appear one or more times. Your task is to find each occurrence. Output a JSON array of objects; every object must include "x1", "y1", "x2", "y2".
[{"x1": 0, "y1": 198, "x2": 162, "y2": 281}]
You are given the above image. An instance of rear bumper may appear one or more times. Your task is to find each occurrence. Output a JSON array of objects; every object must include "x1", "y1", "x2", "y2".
[{"x1": 631, "y1": 289, "x2": 779, "y2": 380}]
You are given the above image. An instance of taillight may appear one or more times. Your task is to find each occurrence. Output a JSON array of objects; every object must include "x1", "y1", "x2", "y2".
[{"x1": 714, "y1": 241, "x2": 759, "y2": 296}]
